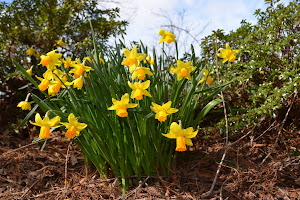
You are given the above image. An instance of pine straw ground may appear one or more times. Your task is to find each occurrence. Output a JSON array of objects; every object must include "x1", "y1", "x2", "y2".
[{"x1": 0, "y1": 96, "x2": 299, "y2": 199}]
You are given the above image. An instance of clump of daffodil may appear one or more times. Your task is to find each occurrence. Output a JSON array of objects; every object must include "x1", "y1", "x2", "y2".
[
  {"x1": 26, "y1": 66, "x2": 34, "y2": 76},
  {"x1": 198, "y1": 69, "x2": 213, "y2": 85},
  {"x1": 55, "y1": 39, "x2": 66, "y2": 47},
  {"x1": 108, "y1": 93, "x2": 138, "y2": 117},
  {"x1": 132, "y1": 67, "x2": 153, "y2": 80},
  {"x1": 60, "y1": 113, "x2": 87, "y2": 139},
  {"x1": 150, "y1": 101, "x2": 178, "y2": 122},
  {"x1": 144, "y1": 56, "x2": 155, "y2": 65},
  {"x1": 217, "y1": 43, "x2": 239, "y2": 64},
  {"x1": 128, "y1": 80, "x2": 152, "y2": 100},
  {"x1": 170, "y1": 60, "x2": 195, "y2": 81},
  {"x1": 30, "y1": 112, "x2": 60, "y2": 139},
  {"x1": 162, "y1": 122, "x2": 198, "y2": 152},
  {"x1": 62, "y1": 56, "x2": 73, "y2": 69},
  {"x1": 17, "y1": 93, "x2": 31, "y2": 111},
  {"x1": 69, "y1": 59, "x2": 93, "y2": 78},
  {"x1": 26, "y1": 45, "x2": 37, "y2": 56},
  {"x1": 158, "y1": 29, "x2": 176, "y2": 44},
  {"x1": 121, "y1": 46, "x2": 146, "y2": 73},
  {"x1": 72, "y1": 76, "x2": 84, "y2": 90},
  {"x1": 40, "y1": 50, "x2": 62, "y2": 70}
]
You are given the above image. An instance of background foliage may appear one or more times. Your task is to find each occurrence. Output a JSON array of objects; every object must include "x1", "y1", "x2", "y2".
[
  {"x1": 0, "y1": 0, "x2": 127, "y2": 98},
  {"x1": 200, "y1": 0, "x2": 299, "y2": 134}
]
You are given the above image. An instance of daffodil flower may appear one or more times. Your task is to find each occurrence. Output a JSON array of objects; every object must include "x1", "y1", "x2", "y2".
[
  {"x1": 26, "y1": 66, "x2": 34, "y2": 76},
  {"x1": 128, "y1": 80, "x2": 152, "y2": 100},
  {"x1": 48, "y1": 80, "x2": 62, "y2": 96},
  {"x1": 26, "y1": 45, "x2": 37, "y2": 56},
  {"x1": 131, "y1": 67, "x2": 153, "y2": 80},
  {"x1": 217, "y1": 43, "x2": 239, "y2": 64},
  {"x1": 17, "y1": 94, "x2": 32, "y2": 111},
  {"x1": 30, "y1": 113, "x2": 60, "y2": 139},
  {"x1": 158, "y1": 29, "x2": 176, "y2": 44},
  {"x1": 40, "y1": 50, "x2": 62, "y2": 70},
  {"x1": 55, "y1": 39, "x2": 66, "y2": 47},
  {"x1": 60, "y1": 113, "x2": 87, "y2": 139},
  {"x1": 198, "y1": 69, "x2": 213, "y2": 85},
  {"x1": 144, "y1": 56, "x2": 155, "y2": 65},
  {"x1": 83, "y1": 56, "x2": 105, "y2": 65},
  {"x1": 52, "y1": 69, "x2": 72, "y2": 88},
  {"x1": 108, "y1": 93, "x2": 138, "y2": 117},
  {"x1": 36, "y1": 69, "x2": 53, "y2": 91},
  {"x1": 162, "y1": 122, "x2": 198, "y2": 152},
  {"x1": 69, "y1": 59, "x2": 93, "y2": 78},
  {"x1": 72, "y1": 76, "x2": 84, "y2": 90},
  {"x1": 150, "y1": 101, "x2": 178, "y2": 122},
  {"x1": 121, "y1": 46, "x2": 146, "y2": 73},
  {"x1": 170, "y1": 60, "x2": 195, "y2": 81},
  {"x1": 62, "y1": 56, "x2": 72, "y2": 69}
]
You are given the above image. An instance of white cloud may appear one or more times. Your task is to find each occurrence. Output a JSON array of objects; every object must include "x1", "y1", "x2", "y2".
[{"x1": 103, "y1": 0, "x2": 292, "y2": 54}]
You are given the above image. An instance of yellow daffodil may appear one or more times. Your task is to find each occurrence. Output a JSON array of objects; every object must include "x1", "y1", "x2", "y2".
[
  {"x1": 60, "y1": 113, "x2": 87, "y2": 139},
  {"x1": 36, "y1": 70, "x2": 53, "y2": 91},
  {"x1": 108, "y1": 93, "x2": 138, "y2": 117},
  {"x1": 26, "y1": 45, "x2": 37, "y2": 56},
  {"x1": 128, "y1": 80, "x2": 152, "y2": 100},
  {"x1": 83, "y1": 56, "x2": 93, "y2": 64},
  {"x1": 17, "y1": 94, "x2": 32, "y2": 111},
  {"x1": 48, "y1": 81, "x2": 62, "y2": 96},
  {"x1": 162, "y1": 122, "x2": 198, "y2": 152},
  {"x1": 198, "y1": 69, "x2": 213, "y2": 85},
  {"x1": 30, "y1": 113, "x2": 60, "y2": 139},
  {"x1": 83, "y1": 56, "x2": 105, "y2": 65},
  {"x1": 69, "y1": 59, "x2": 93, "y2": 78},
  {"x1": 217, "y1": 43, "x2": 239, "y2": 64},
  {"x1": 17, "y1": 101, "x2": 31, "y2": 110},
  {"x1": 121, "y1": 46, "x2": 146, "y2": 73},
  {"x1": 150, "y1": 101, "x2": 178, "y2": 122},
  {"x1": 52, "y1": 69, "x2": 72, "y2": 88},
  {"x1": 170, "y1": 60, "x2": 195, "y2": 81},
  {"x1": 62, "y1": 56, "x2": 73, "y2": 69},
  {"x1": 99, "y1": 58, "x2": 105, "y2": 64},
  {"x1": 144, "y1": 56, "x2": 155, "y2": 65},
  {"x1": 72, "y1": 77, "x2": 84, "y2": 90},
  {"x1": 158, "y1": 29, "x2": 176, "y2": 44},
  {"x1": 26, "y1": 66, "x2": 33, "y2": 76},
  {"x1": 132, "y1": 67, "x2": 153, "y2": 80},
  {"x1": 40, "y1": 50, "x2": 62, "y2": 70},
  {"x1": 55, "y1": 39, "x2": 66, "y2": 47}
]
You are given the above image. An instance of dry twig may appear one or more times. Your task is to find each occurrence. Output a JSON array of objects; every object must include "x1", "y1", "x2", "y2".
[
  {"x1": 259, "y1": 91, "x2": 297, "y2": 167},
  {"x1": 201, "y1": 33, "x2": 230, "y2": 198}
]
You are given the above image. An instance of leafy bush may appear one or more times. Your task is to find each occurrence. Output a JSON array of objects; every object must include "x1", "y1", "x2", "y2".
[{"x1": 200, "y1": 0, "x2": 299, "y2": 132}]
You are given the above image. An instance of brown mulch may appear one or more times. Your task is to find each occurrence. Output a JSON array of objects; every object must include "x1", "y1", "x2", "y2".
[{"x1": 0, "y1": 95, "x2": 299, "y2": 199}]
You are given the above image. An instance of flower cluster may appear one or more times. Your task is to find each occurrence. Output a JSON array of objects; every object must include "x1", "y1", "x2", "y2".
[
  {"x1": 18, "y1": 40, "x2": 99, "y2": 140},
  {"x1": 107, "y1": 30, "x2": 202, "y2": 152},
  {"x1": 30, "y1": 112, "x2": 87, "y2": 139}
]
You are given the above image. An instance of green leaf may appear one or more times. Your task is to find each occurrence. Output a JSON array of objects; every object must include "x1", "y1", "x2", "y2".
[{"x1": 193, "y1": 99, "x2": 223, "y2": 126}]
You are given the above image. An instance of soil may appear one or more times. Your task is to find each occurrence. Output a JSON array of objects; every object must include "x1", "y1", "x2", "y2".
[{"x1": 0, "y1": 93, "x2": 299, "y2": 199}]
